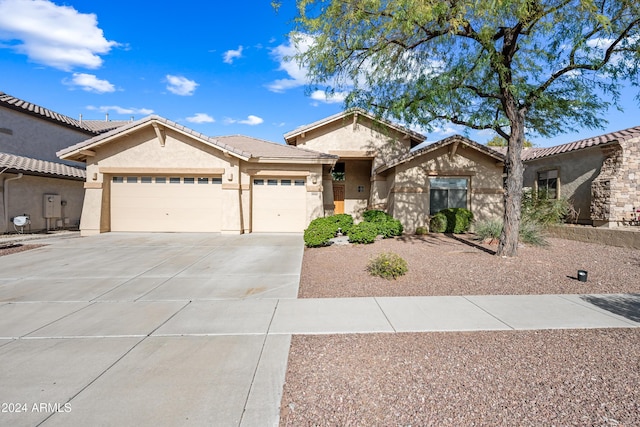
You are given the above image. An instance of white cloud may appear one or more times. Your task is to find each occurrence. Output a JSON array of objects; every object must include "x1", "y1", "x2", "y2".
[
  {"x1": 165, "y1": 75, "x2": 198, "y2": 96},
  {"x1": 65, "y1": 73, "x2": 115, "y2": 93},
  {"x1": 267, "y1": 33, "x2": 314, "y2": 93},
  {"x1": 0, "y1": 0, "x2": 118, "y2": 71},
  {"x1": 223, "y1": 45, "x2": 243, "y2": 64},
  {"x1": 87, "y1": 105, "x2": 154, "y2": 115},
  {"x1": 186, "y1": 113, "x2": 215, "y2": 124},
  {"x1": 225, "y1": 115, "x2": 264, "y2": 126},
  {"x1": 310, "y1": 90, "x2": 348, "y2": 104}
]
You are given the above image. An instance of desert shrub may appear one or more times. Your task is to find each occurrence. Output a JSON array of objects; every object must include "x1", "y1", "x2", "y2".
[
  {"x1": 415, "y1": 226, "x2": 428, "y2": 235},
  {"x1": 519, "y1": 220, "x2": 548, "y2": 246},
  {"x1": 303, "y1": 214, "x2": 354, "y2": 247},
  {"x1": 472, "y1": 218, "x2": 548, "y2": 246},
  {"x1": 347, "y1": 221, "x2": 379, "y2": 244},
  {"x1": 521, "y1": 189, "x2": 573, "y2": 226},
  {"x1": 367, "y1": 252, "x2": 408, "y2": 279},
  {"x1": 473, "y1": 218, "x2": 503, "y2": 242},
  {"x1": 429, "y1": 212, "x2": 448, "y2": 233}
]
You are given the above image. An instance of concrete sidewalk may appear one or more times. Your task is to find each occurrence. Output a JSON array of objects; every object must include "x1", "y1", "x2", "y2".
[{"x1": 2, "y1": 294, "x2": 639, "y2": 426}]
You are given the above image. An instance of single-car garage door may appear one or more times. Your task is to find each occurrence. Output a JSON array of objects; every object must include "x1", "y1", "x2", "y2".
[
  {"x1": 252, "y1": 178, "x2": 306, "y2": 232},
  {"x1": 111, "y1": 176, "x2": 222, "y2": 232}
]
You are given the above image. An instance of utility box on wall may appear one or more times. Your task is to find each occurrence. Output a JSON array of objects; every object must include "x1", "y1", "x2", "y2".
[{"x1": 43, "y1": 194, "x2": 62, "y2": 218}]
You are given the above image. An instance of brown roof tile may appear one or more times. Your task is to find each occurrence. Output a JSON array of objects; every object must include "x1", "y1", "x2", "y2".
[
  {"x1": 0, "y1": 151, "x2": 85, "y2": 179},
  {"x1": 217, "y1": 135, "x2": 337, "y2": 161},
  {"x1": 0, "y1": 91, "x2": 128, "y2": 135},
  {"x1": 523, "y1": 126, "x2": 640, "y2": 161}
]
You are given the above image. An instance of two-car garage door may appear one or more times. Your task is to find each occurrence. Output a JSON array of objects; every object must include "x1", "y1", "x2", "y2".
[{"x1": 110, "y1": 176, "x2": 222, "y2": 232}]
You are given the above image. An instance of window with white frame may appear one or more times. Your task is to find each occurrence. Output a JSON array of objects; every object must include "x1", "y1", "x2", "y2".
[{"x1": 429, "y1": 177, "x2": 468, "y2": 215}]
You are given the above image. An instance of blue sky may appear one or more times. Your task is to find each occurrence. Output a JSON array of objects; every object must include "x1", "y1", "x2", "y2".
[{"x1": 0, "y1": 0, "x2": 638, "y2": 148}]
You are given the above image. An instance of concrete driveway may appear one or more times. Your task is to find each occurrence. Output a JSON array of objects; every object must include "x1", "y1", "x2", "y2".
[{"x1": 0, "y1": 233, "x2": 303, "y2": 427}]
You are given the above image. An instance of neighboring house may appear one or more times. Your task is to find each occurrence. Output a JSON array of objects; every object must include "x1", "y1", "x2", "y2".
[
  {"x1": 285, "y1": 110, "x2": 505, "y2": 231},
  {"x1": 522, "y1": 126, "x2": 640, "y2": 227},
  {"x1": 57, "y1": 116, "x2": 337, "y2": 236},
  {"x1": 59, "y1": 110, "x2": 506, "y2": 235},
  {"x1": 0, "y1": 91, "x2": 128, "y2": 233}
]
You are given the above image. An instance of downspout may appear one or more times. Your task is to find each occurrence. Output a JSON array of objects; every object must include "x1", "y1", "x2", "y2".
[{"x1": 3, "y1": 173, "x2": 23, "y2": 233}]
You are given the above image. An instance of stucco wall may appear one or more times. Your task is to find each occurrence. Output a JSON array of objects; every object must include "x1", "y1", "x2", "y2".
[
  {"x1": 390, "y1": 144, "x2": 504, "y2": 232},
  {"x1": 523, "y1": 147, "x2": 604, "y2": 223},
  {"x1": 0, "y1": 107, "x2": 90, "y2": 166},
  {"x1": 0, "y1": 173, "x2": 84, "y2": 233}
]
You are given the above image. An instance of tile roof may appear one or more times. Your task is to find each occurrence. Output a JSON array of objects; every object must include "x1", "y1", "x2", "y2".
[
  {"x1": 0, "y1": 91, "x2": 129, "y2": 135},
  {"x1": 0, "y1": 151, "x2": 85, "y2": 179},
  {"x1": 217, "y1": 135, "x2": 338, "y2": 161},
  {"x1": 523, "y1": 126, "x2": 640, "y2": 161},
  {"x1": 284, "y1": 108, "x2": 426, "y2": 145},
  {"x1": 58, "y1": 116, "x2": 337, "y2": 163}
]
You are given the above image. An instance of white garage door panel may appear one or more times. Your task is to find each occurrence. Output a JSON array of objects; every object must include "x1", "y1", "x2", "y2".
[
  {"x1": 111, "y1": 179, "x2": 222, "y2": 232},
  {"x1": 252, "y1": 180, "x2": 306, "y2": 232}
]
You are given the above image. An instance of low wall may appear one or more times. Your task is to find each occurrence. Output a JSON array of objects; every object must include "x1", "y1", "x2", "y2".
[{"x1": 548, "y1": 225, "x2": 640, "y2": 250}]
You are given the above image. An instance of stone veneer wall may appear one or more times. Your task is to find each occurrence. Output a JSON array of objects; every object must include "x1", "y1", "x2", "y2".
[{"x1": 591, "y1": 138, "x2": 640, "y2": 226}]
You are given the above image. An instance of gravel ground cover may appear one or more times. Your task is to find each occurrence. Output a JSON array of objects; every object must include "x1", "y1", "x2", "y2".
[
  {"x1": 0, "y1": 243, "x2": 45, "y2": 257},
  {"x1": 281, "y1": 235, "x2": 640, "y2": 425},
  {"x1": 298, "y1": 235, "x2": 640, "y2": 297},
  {"x1": 280, "y1": 329, "x2": 640, "y2": 426}
]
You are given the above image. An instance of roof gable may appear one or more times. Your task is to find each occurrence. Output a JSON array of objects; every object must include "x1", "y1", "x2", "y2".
[
  {"x1": 284, "y1": 108, "x2": 426, "y2": 146},
  {"x1": 377, "y1": 135, "x2": 504, "y2": 173}
]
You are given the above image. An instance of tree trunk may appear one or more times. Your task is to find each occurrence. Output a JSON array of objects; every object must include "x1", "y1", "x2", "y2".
[{"x1": 496, "y1": 109, "x2": 526, "y2": 257}]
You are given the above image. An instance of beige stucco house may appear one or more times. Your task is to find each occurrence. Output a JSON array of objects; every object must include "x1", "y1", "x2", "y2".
[
  {"x1": 285, "y1": 110, "x2": 506, "y2": 232},
  {"x1": 0, "y1": 91, "x2": 128, "y2": 233},
  {"x1": 58, "y1": 116, "x2": 337, "y2": 236},
  {"x1": 57, "y1": 109, "x2": 508, "y2": 236},
  {"x1": 522, "y1": 126, "x2": 640, "y2": 227}
]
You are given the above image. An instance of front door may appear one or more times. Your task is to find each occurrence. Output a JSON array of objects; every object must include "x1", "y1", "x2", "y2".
[{"x1": 333, "y1": 185, "x2": 345, "y2": 214}]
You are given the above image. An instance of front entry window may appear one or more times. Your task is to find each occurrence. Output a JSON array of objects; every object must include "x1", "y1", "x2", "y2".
[
  {"x1": 332, "y1": 162, "x2": 345, "y2": 181},
  {"x1": 429, "y1": 177, "x2": 468, "y2": 215}
]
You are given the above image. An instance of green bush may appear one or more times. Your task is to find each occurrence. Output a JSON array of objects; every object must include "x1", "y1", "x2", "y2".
[
  {"x1": 430, "y1": 208, "x2": 474, "y2": 233},
  {"x1": 304, "y1": 214, "x2": 354, "y2": 247},
  {"x1": 362, "y1": 209, "x2": 392, "y2": 223},
  {"x1": 429, "y1": 212, "x2": 447, "y2": 233},
  {"x1": 362, "y1": 209, "x2": 403, "y2": 238},
  {"x1": 378, "y1": 218, "x2": 403, "y2": 238},
  {"x1": 415, "y1": 226, "x2": 428, "y2": 235},
  {"x1": 367, "y1": 252, "x2": 408, "y2": 279},
  {"x1": 332, "y1": 213, "x2": 354, "y2": 234},
  {"x1": 348, "y1": 221, "x2": 379, "y2": 244}
]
